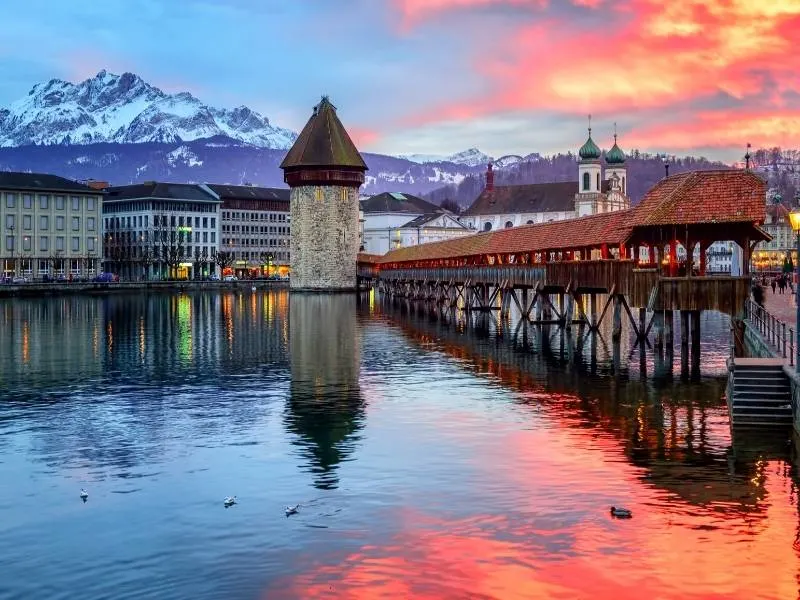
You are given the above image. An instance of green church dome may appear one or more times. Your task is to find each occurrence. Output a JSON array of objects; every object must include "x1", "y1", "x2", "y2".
[
  {"x1": 606, "y1": 140, "x2": 626, "y2": 165},
  {"x1": 578, "y1": 134, "x2": 601, "y2": 161}
]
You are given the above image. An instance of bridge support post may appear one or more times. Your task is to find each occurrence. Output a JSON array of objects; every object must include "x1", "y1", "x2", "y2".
[
  {"x1": 691, "y1": 310, "x2": 701, "y2": 379},
  {"x1": 680, "y1": 310, "x2": 690, "y2": 379},
  {"x1": 521, "y1": 288, "x2": 529, "y2": 321},
  {"x1": 664, "y1": 310, "x2": 674, "y2": 350},
  {"x1": 653, "y1": 311, "x2": 664, "y2": 350},
  {"x1": 612, "y1": 295, "x2": 623, "y2": 341},
  {"x1": 639, "y1": 308, "x2": 646, "y2": 341},
  {"x1": 564, "y1": 294, "x2": 575, "y2": 330},
  {"x1": 590, "y1": 294, "x2": 598, "y2": 328}
]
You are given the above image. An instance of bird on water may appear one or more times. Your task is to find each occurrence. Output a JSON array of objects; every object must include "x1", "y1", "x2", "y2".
[
  {"x1": 285, "y1": 504, "x2": 299, "y2": 517},
  {"x1": 80, "y1": 489, "x2": 88, "y2": 501},
  {"x1": 610, "y1": 506, "x2": 632, "y2": 518},
  {"x1": 224, "y1": 496, "x2": 237, "y2": 508}
]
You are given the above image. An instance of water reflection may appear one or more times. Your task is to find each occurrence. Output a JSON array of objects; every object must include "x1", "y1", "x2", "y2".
[{"x1": 286, "y1": 294, "x2": 365, "y2": 489}]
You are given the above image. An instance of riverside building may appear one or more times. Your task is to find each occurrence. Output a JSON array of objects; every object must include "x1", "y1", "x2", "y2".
[
  {"x1": 102, "y1": 182, "x2": 221, "y2": 280},
  {"x1": 0, "y1": 172, "x2": 104, "y2": 280},
  {"x1": 211, "y1": 184, "x2": 291, "y2": 278}
]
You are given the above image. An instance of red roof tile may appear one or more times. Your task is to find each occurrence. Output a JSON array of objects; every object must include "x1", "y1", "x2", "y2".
[
  {"x1": 380, "y1": 210, "x2": 632, "y2": 264},
  {"x1": 629, "y1": 170, "x2": 766, "y2": 227}
]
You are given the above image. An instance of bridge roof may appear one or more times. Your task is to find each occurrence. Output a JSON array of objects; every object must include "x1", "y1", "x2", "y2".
[
  {"x1": 630, "y1": 169, "x2": 766, "y2": 227},
  {"x1": 380, "y1": 209, "x2": 632, "y2": 263}
]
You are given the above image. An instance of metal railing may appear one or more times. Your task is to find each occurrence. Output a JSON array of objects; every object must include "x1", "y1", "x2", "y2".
[{"x1": 744, "y1": 298, "x2": 794, "y2": 365}]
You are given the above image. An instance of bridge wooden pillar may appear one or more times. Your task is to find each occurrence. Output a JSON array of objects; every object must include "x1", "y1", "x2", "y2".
[
  {"x1": 680, "y1": 310, "x2": 690, "y2": 379},
  {"x1": 564, "y1": 293, "x2": 575, "y2": 329},
  {"x1": 690, "y1": 310, "x2": 701, "y2": 378},
  {"x1": 590, "y1": 294, "x2": 598, "y2": 328},
  {"x1": 612, "y1": 295, "x2": 623, "y2": 341},
  {"x1": 653, "y1": 310, "x2": 664, "y2": 350}
]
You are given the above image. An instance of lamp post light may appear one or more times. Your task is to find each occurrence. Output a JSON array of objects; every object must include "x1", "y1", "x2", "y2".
[{"x1": 789, "y1": 209, "x2": 800, "y2": 371}]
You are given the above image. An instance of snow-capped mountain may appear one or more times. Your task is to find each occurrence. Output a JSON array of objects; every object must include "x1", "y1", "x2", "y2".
[
  {"x1": 399, "y1": 147, "x2": 495, "y2": 167},
  {"x1": 0, "y1": 70, "x2": 297, "y2": 148}
]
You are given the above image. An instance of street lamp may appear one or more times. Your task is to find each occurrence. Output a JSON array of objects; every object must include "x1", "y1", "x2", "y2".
[{"x1": 789, "y1": 209, "x2": 800, "y2": 371}]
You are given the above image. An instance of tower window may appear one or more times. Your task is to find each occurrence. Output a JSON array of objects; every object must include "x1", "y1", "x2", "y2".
[
  {"x1": 505, "y1": 221, "x2": 514, "y2": 229},
  {"x1": 483, "y1": 222, "x2": 492, "y2": 232},
  {"x1": 340, "y1": 188, "x2": 348, "y2": 201},
  {"x1": 315, "y1": 188, "x2": 323, "y2": 201},
  {"x1": 622, "y1": 176, "x2": 626, "y2": 193},
  {"x1": 596, "y1": 173, "x2": 600, "y2": 190},
  {"x1": 582, "y1": 172, "x2": 590, "y2": 191}
]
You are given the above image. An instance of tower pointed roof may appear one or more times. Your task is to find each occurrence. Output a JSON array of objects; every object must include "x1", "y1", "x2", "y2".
[
  {"x1": 280, "y1": 96, "x2": 368, "y2": 170},
  {"x1": 579, "y1": 117, "x2": 601, "y2": 161}
]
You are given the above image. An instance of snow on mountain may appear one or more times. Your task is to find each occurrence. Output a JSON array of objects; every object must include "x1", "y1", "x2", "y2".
[
  {"x1": 494, "y1": 154, "x2": 523, "y2": 168},
  {"x1": 0, "y1": 70, "x2": 297, "y2": 149},
  {"x1": 399, "y1": 147, "x2": 495, "y2": 167}
]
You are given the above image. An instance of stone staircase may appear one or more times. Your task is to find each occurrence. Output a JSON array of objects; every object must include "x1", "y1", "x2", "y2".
[{"x1": 728, "y1": 359, "x2": 793, "y2": 428}]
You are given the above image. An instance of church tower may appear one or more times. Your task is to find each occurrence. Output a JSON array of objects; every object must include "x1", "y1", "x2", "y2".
[
  {"x1": 575, "y1": 117, "x2": 603, "y2": 217},
  {"x1": 605, "y1": 124, "x2": 627, "y2": 197},
  {"x1": 280, "y1": 97, "x2": 368, "y2": 291}
]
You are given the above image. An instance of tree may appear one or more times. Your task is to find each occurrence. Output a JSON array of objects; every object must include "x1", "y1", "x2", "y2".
[
  {"x1": 440, "y1": 198, "x2": 462, "y2": 214},
  {"x1": 214, "y1": 250, "x2": 234, "y2": 274},
  {"x1": 194, "y1": 247, "x2": 208, "y2": 279}
]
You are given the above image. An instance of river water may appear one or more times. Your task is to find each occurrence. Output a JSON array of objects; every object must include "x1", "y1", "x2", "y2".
[{"x1": 0, "y1": 290, "x2": 798, "y2": 600}]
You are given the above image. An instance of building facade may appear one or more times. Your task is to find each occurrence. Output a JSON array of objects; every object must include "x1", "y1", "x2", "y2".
[
  {"x1": 752, "y1": 202, "x2": 793, "y2": 273},
  {"x1": 103, "y1": 182, "x2": 221, "y2": 280},
  {"x1": 360, "y1": 191, "x2": 470, "y2": 255},
  {"x1": 460, "y1": 128, "x2": 630, "y2": 231},
  {"x1": 280, "y1": 96, "x2": 367, "y2": 291},
  {"x1": 211, "y1": 184, "x2": 291, "y2": 278},
  {"x1": 0, "y1": 172, "x2": 104, "y2": 280}
]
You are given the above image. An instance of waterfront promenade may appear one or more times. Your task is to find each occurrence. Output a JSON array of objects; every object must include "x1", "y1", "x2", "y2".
[{"x1": 0, "y1": 279, "x2": 288, "y2": 297}]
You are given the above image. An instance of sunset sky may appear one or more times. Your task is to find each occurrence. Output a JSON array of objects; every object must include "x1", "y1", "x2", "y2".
[{"x1": 0, "y1": 0, "x2": 798, "y2": 161}]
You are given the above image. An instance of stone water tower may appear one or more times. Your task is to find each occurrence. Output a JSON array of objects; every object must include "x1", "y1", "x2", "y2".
[{"x1": 280, "y1": 97, "x2": 368, "y2": 291}]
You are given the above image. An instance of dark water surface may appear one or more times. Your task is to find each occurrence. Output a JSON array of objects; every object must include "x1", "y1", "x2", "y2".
[{"x1": 1, "y1": 290, "x2": 798, "y2": 600}]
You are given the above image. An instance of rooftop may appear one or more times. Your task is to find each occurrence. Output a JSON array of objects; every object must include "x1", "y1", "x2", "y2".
[
  {"x1": 105, "y1": 182, "x2": 220, "y2": 202},
  {"x1": 361, "y1": 191, "x2": 442, "y2": 214},
  {"x1": 279, "y1": 96, "x2": 368, "y2": 171},
  {"x1": 207, "y1": 184, "x2": 289, "y2": 202},
  {"x1": 464, "y1": 181, "x2": 611, "y2": 217},
  {"x1": 0, "y1": 171, "x2": 102, "y2": 194}
]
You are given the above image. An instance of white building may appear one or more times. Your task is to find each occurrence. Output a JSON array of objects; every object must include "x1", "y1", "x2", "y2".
[
  {"x1": 460, "y1": 128, "x2": 631, "y2": 231},
  {"x1": 360, "y1": 192, "x2": 469, "y2": 255},
  {"x1": 212, "y1": 184, "x2": 291, "y2": 278},
  {"x1": 0, "y1": 171, "x2": 104, "y2": 280},
  {"x1": 103, "y1": 182, "x2": 221, "y2": 280}
]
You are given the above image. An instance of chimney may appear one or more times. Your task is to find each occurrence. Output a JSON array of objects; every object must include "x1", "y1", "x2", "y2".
[
  {"x1": 486, "y1": 162, "x2": 494, "y2": 192},
  {"x1": 664, "y1": 161, "x2": 670, "y2": 178}
]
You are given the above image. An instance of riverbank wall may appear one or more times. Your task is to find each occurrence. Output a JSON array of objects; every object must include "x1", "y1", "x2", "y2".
[{"x1": 0, "y1": 280, "x2": 289, "y2": 298}]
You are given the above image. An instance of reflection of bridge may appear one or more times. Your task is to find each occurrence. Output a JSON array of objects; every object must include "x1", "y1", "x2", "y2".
[
  {"x1": 358, "y1": 170, "x2": 768, "y2": 368},
  {"x1": 375, "y1": 298, "x2": 786, "y2": 518}
]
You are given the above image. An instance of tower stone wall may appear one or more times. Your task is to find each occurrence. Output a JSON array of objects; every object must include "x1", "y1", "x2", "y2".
[{"x1": 290, "y1": 185, "x2": 360, "y2": 291}]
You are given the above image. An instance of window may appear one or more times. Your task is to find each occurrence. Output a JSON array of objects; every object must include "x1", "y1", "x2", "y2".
[
  {"x1": 23, "y1": 215, "x2": 31, "y2": 230},
  {"x1": 56, "y1": 236, "x2": 65, "y2": 251},
  {"x1": 40, "y1": 216, "x2": 48, "y2": 230},
  {"x1": 71, "y1": 196, "x2": 80, "y2": 211},
  {"x1": 56, "y1": 216, "x2": 65, "y2": 230},
  {"x1": 22, "y1": 236, "x2": 31, "y2": 251},
  {"x1": 203, "y1": 231, "x2": 208, "y2": 243},
  {"x1": 505, "y1": 221, "x2": 514, "y2": 228},
  {"x1": 622, "y1": 176, "x2": 626, "y2": 192},
  {"x1": 195, "y1": 217, "x2": 200, "y2": 228},
  {"x1": 5, "y1": 236, "x2": 13, "y2": 251},
  {"x1": 87, "y1": 237, "x2": 96, "y2": 252},
  {"x1": 483, "y1": 222, "x2": 492, "y2": 232},
  {"x1": 71, "y1": 236, "x2": 80, "y2": 252},
  {"x1": 40, "y1": 195, "x2": 49, "y2": 209},
  {"x1": 582, "y1": 172, "x2": 590, "y2": 191},
  {"x1": 40, "y1": 236, "x2": 48, "y2": 252},
  {"x1": 526, "y1": 220, "x2": 534, "y2": 225},
  {"x1": 194, "y1": 231, "x2": 200, "y2": 243},
  {"x1": 210, "y1": 218, "x2": 216, "y2": 228},
  {"x1": 87, "y1": 217, "x2": 95, "y2": 231},
  {"x1": 23, "y1": 194, "x2": 32, "y2": 209},
  {"x1": 202, "y1": 217, "x2": 208, "y2": 228},
  {"x1": 5, "y1": 215, "x2": 14, "y2": 229},
  {"x1": 56, "y1": 196, "x2": 65, "y2": 210},
  {"x1": 87, "y1": 197, "x2": 96, "y2": 211},
  {"x1": 6, "y1": 193, "x2": 15, "y2": 208},
  {"x1": 596, "y1": 173, "x2": 600, "y2": 190},
  {"x1": 72, "y1": 217, "x2": 80, "y2": 231},
  {"x1": 210, "y1": 232, "x2": 216, "y2": 243}
]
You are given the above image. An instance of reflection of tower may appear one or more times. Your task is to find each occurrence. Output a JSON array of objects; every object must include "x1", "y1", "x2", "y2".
[
  {"x1": 286, "y1": 294, "x2": 365, "y2": 489},
  {"x1": 280, "y1": 96, "x2": 368, "y2": 291}
]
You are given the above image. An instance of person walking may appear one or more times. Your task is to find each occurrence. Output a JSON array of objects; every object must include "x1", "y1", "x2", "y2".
[{"x1": 772, "y1": 278, "x2": 777, "y2": 294}]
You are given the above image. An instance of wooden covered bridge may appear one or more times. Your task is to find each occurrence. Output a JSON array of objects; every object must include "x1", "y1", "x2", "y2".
[{"x1": 358, "y1": 170, "x2": 768, "y2": 359}]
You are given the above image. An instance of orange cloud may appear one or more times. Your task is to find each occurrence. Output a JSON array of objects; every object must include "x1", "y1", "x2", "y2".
[
  {"x1": 394, "y1": 0, "x2": 800, "y2": 150},
  {"x1": 347, "y1": 126, "x2": 380, "y2": 149}
]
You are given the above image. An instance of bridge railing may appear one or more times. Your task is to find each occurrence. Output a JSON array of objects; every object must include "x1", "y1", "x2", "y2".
[{"x1": 745, "y1": 298, "x2": 794, "y2": 365}]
